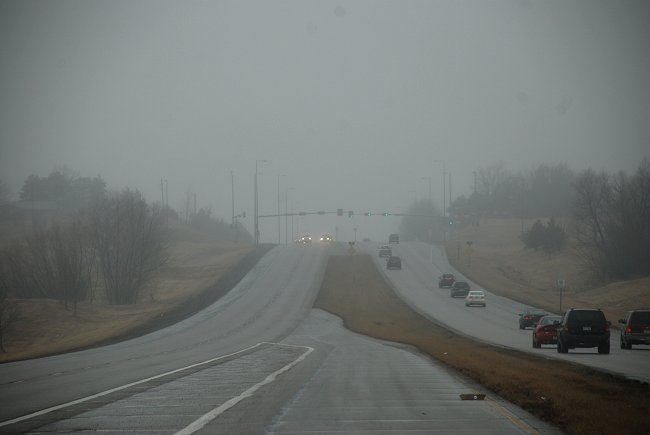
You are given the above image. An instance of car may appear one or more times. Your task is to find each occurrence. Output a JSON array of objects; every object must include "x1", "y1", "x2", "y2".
[
  {"x1": 618, "y1": 309, "x2": 650, "y2": 349},
  {"x1": 532, "y1": 315, "x2": 562, "y2": 348},
  {"x1": 378, "y1": 245, "x2": 392, "y2": 257},
  {"x1": 388, "y1": 233, "x2": 399, "y2": 244},
  {"x1": 556, "y1": 308, "x2": 610, "y2": 354},
  {"x1": 438, "y1": 273, "x2": 456, "y2": 288},
  {"x1": 465, "y1": 290, "x2": 486, "y2": 307},
  {"x1": 518, "y1": 308, "x2": 549, "y2": 329},
  {"x1": 299, "y1": 235, "x2": 312, "y2": 243},
  {"x1": 386, "y1": 256, "x2": 401, "y2": 270},
  {"x1": 450, "y1": 281, "x2": 470, "y2": 298},
  {"x1": 320, "y1": 234, "x2": 332, "y2": 242}
]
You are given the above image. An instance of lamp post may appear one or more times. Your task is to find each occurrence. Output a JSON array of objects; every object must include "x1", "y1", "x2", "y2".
[
  {"x1": 434, "y1": 159, "x2": 446, "y2": 217},
  {"x1": 255, "y1": 159, "x2": 267, "y2": 245},
  {"x1": 277, "y1": 174, "x2": 286, "y2": 244}
]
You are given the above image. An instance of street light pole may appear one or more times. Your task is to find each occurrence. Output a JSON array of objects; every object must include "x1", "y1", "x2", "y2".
[
  {"x1": 277, "y1": 174, "x2": 286, "y2": 245},
  {"x1": 231, "y1": 170, "x2": 235, "y2": 227},
  {"x1": 434, "y1": 159, "x2": 446, "y2": 217},
  {"x1": 255, "y1": 159, "x2": 267, "y2": 245}
]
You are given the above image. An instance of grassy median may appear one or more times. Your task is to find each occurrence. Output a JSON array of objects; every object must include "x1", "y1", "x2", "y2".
[{"x1": 314, "y1": 254, "x2": 650, "y2": 435}]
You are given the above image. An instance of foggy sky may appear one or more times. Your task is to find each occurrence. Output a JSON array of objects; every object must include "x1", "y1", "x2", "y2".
[{"x1": 1, "y1": 0, "x2": 649, "y2": 242}]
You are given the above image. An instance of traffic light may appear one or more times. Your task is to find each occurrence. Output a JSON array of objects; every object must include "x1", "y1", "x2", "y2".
[
  {"x1": 449, "y1": 218, "x2": 453, "y2": 225},
  {"x1": 364, "y1": 212, "x2": 371, "y2": 216}
]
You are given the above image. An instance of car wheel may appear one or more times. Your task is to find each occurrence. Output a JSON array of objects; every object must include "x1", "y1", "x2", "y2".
[
  {"x1": 625, "y1": 341, "x2": 632, "y2": 350},
  {"x1": 557, "y1": 339, "x2": 568, "y2": 353},
  {"x1": 519, "y1": 323, "x2": 524, "y2": 330},
  {"x1": 533, "y1": 336, "x2": 540, "y2": 348},
  {"x1": 598, "y1": 341, "x2": 610, "y2": 354},
  {"x1": 620, "y1": 338, "x2": 625, "y2": 349}
]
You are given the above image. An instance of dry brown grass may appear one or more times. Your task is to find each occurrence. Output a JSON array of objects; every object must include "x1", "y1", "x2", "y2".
[
  {"x1": 315, "y1": 254, "x2": 650, "y2": 435},
  {"x1": 445, "y1": 218, "x2": 650, "y2": 323},
  {"x1": 1, "y1": 230, "x2": 253, "y2": 362}
]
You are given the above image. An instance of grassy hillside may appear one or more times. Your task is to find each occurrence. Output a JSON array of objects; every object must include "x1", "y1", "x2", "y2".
[
  {"x1": 445, "y1": 218, "x2": 650, "y2": 323},
  {"x1": 1, "y1": 222, "x2": 253, "y2": 362}
]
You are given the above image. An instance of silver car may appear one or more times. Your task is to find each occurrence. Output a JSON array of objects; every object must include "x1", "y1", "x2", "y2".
[{"x1": 465, "y1": 290, "x2": 486, "y2": 307}]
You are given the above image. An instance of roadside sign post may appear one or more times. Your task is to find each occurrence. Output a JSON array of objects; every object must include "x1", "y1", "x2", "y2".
[
  {"x1": 465, "y1": 241, "x2": 474, "y2": 267},
  {"x1": 557, "y1": 279, "x2": 566, "y2": 313}
]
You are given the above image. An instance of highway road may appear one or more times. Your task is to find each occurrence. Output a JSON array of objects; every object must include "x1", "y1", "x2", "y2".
[
  {"x1": 364, "y1": 241, "x2": 650, "y2": 383},
  {"x1": 0, "y1": 243, "x2": 558, "y2": 434}
]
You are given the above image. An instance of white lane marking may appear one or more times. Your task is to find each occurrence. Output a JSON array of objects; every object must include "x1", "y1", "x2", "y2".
[
  {"x1": 175, "y1": 342, "x2": 314, "y2": 435},
  {"x1": 0, "y1": 342, "x2": 266, "y2": 428}
]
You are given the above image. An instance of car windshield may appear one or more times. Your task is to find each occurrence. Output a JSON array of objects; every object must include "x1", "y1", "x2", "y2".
[
  {"x1": 630, "y1": 312, "x2": 650, "y2": 323},
  {"x1": 454, "y1": 282, "x2": 469, "y2": 289},
  {"x1": 525, "y1": 309, "x2": 546, "y2": 316},
  {"x1": 569, "y1": 311, "x2": 606, "y2": 324},
  {"x1": 541, "y1": 316, "x2": 562, "y2": 325}
]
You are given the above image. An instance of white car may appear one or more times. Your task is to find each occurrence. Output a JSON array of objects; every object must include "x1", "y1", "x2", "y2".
[{"x1": 465, "y1": 290, "x2": 486, "y2": 307}]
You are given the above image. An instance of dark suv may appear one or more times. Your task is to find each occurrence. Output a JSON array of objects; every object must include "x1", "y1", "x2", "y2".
[
  {"x1": 450, "y1": 281, "x2": 471, "y2": 298},
  {"x1": 619, "y1": 310, "x2": 650, "y2": 349},
  {"x1": 386, "y1": 256, "x2": 402, "y2": 270},
  {"x1": 438, "y1": 273, "x2": 456, "y2": 288},
  {"x1": 556, "y1": 308, "x2": 610, "y2": 354}
]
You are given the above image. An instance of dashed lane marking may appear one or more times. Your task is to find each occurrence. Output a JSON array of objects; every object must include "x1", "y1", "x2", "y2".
[
  {"x1": 0, "y1": 342, "x2": 270, "y2": 428},
  {"x1": 175, "y1": 343, "x2": 314, "y2": 435}
]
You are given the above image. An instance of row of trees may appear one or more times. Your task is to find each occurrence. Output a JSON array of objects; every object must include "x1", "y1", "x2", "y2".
[
  {"x1": 449, "y1": 162, "x2": 576, "y2": 220},
  {"x1": 1, "y1": 189, "x2": 168, "y2": 309},
  {"x1": 19, "y1": 168, "x2": 107, "y2": 211},
  {"x1": 573, "y1": 159, "x2": 650, "y2": 281},
  {"x1": 404, "y1": 159, "x2": 649, "y2": 284}
]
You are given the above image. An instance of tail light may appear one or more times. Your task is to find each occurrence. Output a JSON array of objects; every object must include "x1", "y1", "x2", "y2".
[{"x1": 627, "y1": 326, "x2": 632, "y2": 333}]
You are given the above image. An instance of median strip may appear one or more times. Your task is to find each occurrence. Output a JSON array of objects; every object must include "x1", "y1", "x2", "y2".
[{"x1": 315, "y1": 254, "x2": 650, "y2": 435}]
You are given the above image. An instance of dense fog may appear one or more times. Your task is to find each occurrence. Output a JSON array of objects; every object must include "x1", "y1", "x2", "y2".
[{"x1": 1, "y1": 0, "x2": 648, "y2": 242}]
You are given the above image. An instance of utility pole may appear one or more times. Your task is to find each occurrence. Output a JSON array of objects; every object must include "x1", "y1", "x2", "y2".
[
  {"x1": 284, "y1": 190, "x2": 289, "y2": 245},
  {"x1": 442, "y1": 161, "x2": 446, "y2": 217},
  {"x1": 231, "y1": 170, "x2": 235, "y2": 226},
  {"x1": 161, "y1": 178, "x2": 164, "y2": 206},
  {"x1": 434, "y1": 160, "x2": 446, "y2": 217},
  {"x1": 254, "y1": 159, "x2": 267, "y2": 245},
  {"x1": 449, "y1": 172, "x2": 452, "y2": 207},
  {"x1": 164, "y1": 179, "x2": 169, "y2": 228}
]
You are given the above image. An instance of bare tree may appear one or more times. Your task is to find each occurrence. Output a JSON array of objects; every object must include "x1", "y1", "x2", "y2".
[
  {"x1": 1, "y1": 220, "x2": 96, "y2": 314},
  {"x1": 573, "y1": 169, "x2": 611, "y2": 281},
  {"x1": 92, "y1": 189, "x2": 168, "y2": 305},
  {"x1": 573, "y1": 159, "x2": 650, "y2": 281},
  {"x1": 49, "y1": 220, "x2": 96, "y2": 315}
]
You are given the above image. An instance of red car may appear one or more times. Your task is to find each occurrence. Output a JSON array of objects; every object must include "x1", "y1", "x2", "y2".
[
  {"x1": 438, "y1": 273, "x2": 456, "y2": 288},
  {"x1": 532, "y1": 315, "x2": 562, "y2": 348}
]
